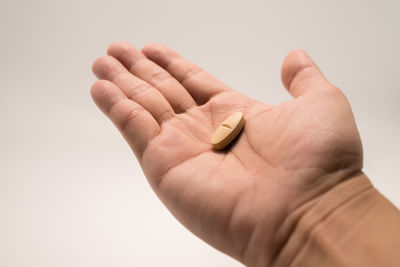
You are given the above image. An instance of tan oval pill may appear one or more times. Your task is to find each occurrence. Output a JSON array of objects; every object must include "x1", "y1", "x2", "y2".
[{"x1": 211, "y1": 112, "x2": 245, "y2": 150}]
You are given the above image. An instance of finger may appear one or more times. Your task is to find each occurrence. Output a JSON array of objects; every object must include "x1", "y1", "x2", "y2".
[
  {"x1": 142, "y1": 43, "x2": 231, "y2": 105},
  {"x1": 92, "y1": 56, "x2": 175, "y2": 124},
  {"x1": 91, "y1": 80, "x2": 160, "y2": 157},
  {"x1": 281, "y1": 49, "x2": 336, "y2": 98},
  {"x1": 107, "y1": 42, "x2": 196, "y2": 113}
]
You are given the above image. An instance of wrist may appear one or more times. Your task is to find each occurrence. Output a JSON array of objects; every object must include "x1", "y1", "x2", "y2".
[{"x1": 274, "y1": 172, "x2": 400, "y2": 267}]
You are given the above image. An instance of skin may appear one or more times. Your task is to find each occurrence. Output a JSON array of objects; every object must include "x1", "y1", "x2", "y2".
[{"x1": 91, "y1": 42, "x2": 400, "y2": 267}]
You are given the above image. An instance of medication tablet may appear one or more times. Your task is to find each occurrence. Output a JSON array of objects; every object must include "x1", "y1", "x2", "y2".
[{"x1": 211, "y1": 112, "x2": 245, "y2": 150}]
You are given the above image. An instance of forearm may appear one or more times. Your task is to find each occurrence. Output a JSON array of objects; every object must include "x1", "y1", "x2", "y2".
[{"x1": 277, "y1": 172, "x2": 400, "y2": 267}]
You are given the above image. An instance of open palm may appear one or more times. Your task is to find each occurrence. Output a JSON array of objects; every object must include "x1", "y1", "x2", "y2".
[{"x1": 91, "y1": 43, "x2": 363, "y2": 266}]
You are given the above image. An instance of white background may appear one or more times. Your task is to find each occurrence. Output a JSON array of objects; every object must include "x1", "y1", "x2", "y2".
[{"x1": 0, "y1": 0, "x2": 399, "y2": 266}]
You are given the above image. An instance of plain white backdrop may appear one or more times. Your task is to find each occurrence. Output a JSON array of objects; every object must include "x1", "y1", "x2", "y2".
[{"x1": 0, "y1": 0, "x2": 399, "y2": 266}]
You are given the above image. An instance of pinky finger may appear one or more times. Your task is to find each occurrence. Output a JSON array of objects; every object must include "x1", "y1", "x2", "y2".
[{"x1": 91, "y1": 80, "x2": 160, "y2": 158}]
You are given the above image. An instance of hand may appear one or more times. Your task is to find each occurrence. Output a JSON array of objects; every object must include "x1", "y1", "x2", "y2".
[{"x1": 91, "y1": 42, "x2": 363, "y2": 266}]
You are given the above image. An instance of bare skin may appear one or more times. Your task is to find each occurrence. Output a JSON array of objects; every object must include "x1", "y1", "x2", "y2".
[{"x1": 91, "y1": 42, "x2": 400, "y2": 267}]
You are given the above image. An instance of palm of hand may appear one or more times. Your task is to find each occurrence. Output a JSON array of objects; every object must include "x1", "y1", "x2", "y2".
[
  {"x1": 92, "y1": 43, "x2": 363, "y2": 265},
  {"x1": 143, "y1": 88, "x2": 362, "y2": 259}
]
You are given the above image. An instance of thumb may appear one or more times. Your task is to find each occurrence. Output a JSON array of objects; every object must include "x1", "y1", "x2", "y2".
[{"x1": 281, "y1": 49, "x2": 334, "y2": 98}]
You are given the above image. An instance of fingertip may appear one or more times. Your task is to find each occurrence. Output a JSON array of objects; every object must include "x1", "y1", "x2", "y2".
[
  {"x1": 91, "y1": 56, "x2": 104, "y2": 77},
  {"x1": 90, "y1": 79, "x2": 104, "y2": 99},
  {"x1": 92, "y1": 55, "x2": 128, "y2": 81},
  {"x1": 141, "y1": 43, "x2": 178, "y2": 67},
  {"x1": 107, "y1": 41, "x2": 145, "y2": 62},
  {"x1": 90, "y1": 79, "x2": 110, "y2": 100},
  {"x1": 107, "y1": 41, "x2": 132, "y2": 55},
  {"x1": 92, "y1": 56, "x2": 114, "y2": 79},
  {"x1": 280, "y1": 49, "x2": 332, "y2": 98},
  {"x1": 281, "y1": 49, "x2": 315, "y2": 91},
  {"x1": 141, "y1": 42, "x2": 165, "y2": 55},
  {"x1": 90, "y1": 80, "x2": 123, "y2": 113}
]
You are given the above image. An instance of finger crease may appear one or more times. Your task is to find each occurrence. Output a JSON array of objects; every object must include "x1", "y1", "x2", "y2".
[
  {"x1": 179, "y1": 67, "x2": 203, "y2": 85},
  {"x1": 149, "y1": 70, "x2": 174, "y2": 85},
  {"x1": 156, "y1": 109, "x2": 175, "y2": 124},
  {"x1": 120, "y1": 107, "x2": 145, "y2": 133},
  {"x1": 126, "y1": 83, "x2": 153, "y2": 99}
]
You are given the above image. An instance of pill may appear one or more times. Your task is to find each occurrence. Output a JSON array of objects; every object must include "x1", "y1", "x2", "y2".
[{"x1": 211, "y1": 112, "x2": 245, "y2": 150}]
